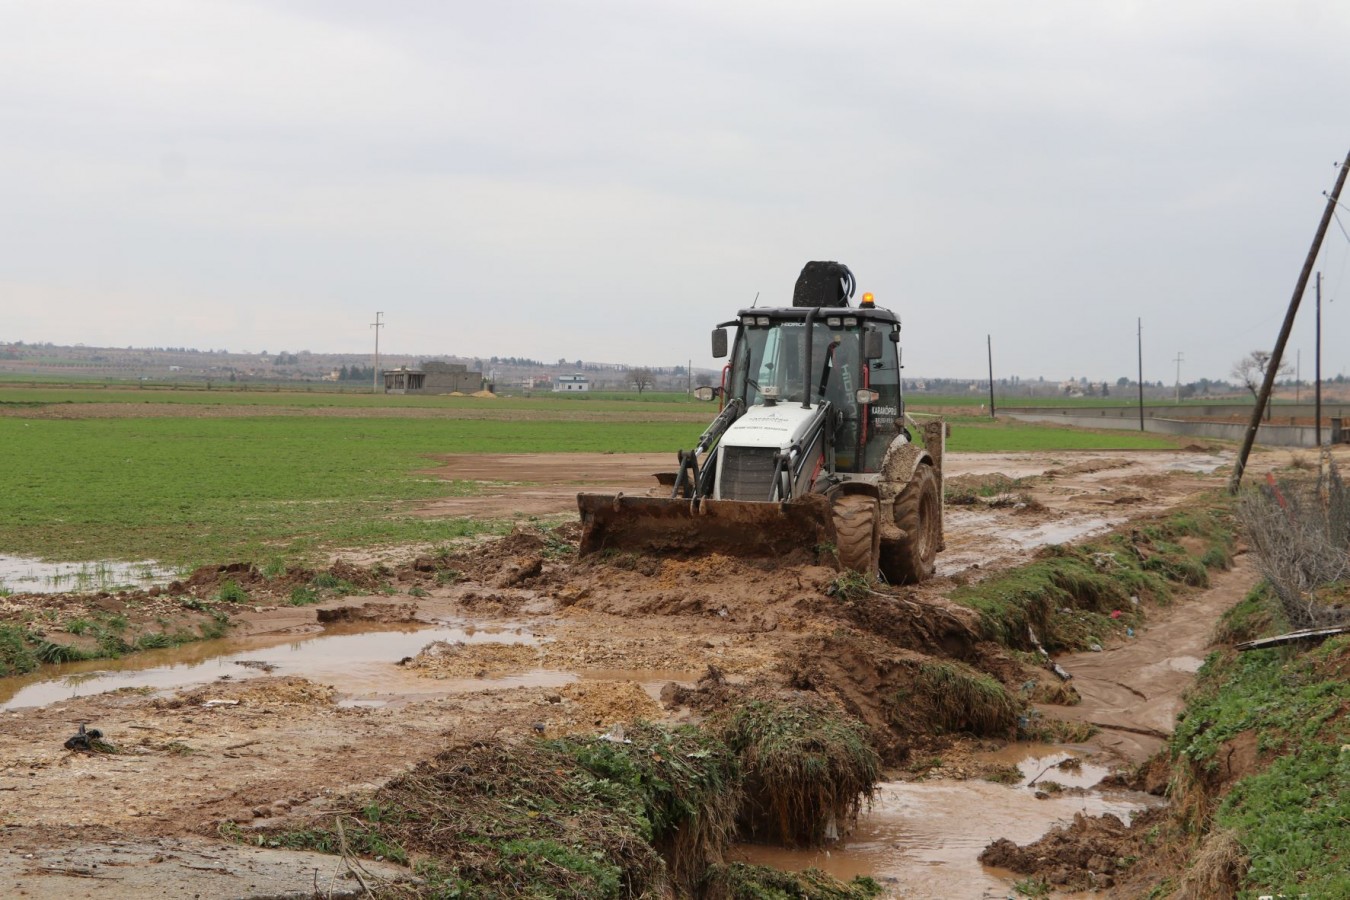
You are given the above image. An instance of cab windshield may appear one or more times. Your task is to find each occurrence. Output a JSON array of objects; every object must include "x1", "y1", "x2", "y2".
[
  {"x1": 729, "y1": 319, "x2": 873, "y2": 406},
  {"x1": 727, "y1": 317, "x2": 902, "y2": 472}
]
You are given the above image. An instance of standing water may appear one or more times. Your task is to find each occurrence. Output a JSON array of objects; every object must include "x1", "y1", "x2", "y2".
[
  {"x1": 0, "y1": 555, "x2": 175, "y2": 594},
  {"x1": 733, "y1": 746, "x2": 1161, "y2": 899}
]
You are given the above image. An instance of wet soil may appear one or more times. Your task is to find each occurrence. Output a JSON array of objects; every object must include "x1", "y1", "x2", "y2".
[
  {"x1": 0, "y1": 446, "x2": 1292, "y2": 898},
  {"x1": 1038, "y1": 555, "x2": 1259, "y2": 765}
]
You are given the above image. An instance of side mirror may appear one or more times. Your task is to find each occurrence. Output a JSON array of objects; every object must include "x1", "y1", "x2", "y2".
[
  {"x1": 711, "y1": 328, "x2": 728, "y2": 358},
  {"x1": 863, "y1": 330, "x2": 883, "y2": 360},
  {"x1": 694, "y1": 386, "x2": 716, "y2": 401}
]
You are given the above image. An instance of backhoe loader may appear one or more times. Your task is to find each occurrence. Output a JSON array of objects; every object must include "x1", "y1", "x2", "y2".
[{"x1": 577, "y1": 261, "x2": 944, "y2": 582}]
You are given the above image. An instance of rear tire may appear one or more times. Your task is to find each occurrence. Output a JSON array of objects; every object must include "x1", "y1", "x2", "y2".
[
  {"x1": 832, "y1": 495, "x2": 880, "y2": 575},
  {"x1": 880, "y1": 464, "x2": 939, "y2": 584}
]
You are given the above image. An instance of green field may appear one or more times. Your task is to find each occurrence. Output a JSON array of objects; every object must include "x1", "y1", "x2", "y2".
[
  {"x1": 940, "y1": 416, "x2": 1177, "y2": 452},
  {"x1": 0, "y1": 387, "x2": 1187, "y2": 570}
]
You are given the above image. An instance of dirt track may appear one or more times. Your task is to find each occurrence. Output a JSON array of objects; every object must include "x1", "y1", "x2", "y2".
[{"x1": 0, "y1": 446, "x2": 1286, "y2": 897}]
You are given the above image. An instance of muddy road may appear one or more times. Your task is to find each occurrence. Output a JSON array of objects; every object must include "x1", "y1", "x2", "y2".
[{"x1": 0, "y1": 447, "x2": 1277, "y2": 898}]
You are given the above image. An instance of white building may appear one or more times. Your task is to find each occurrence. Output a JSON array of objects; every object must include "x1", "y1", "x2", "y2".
[{"x1": 553, "y1": 374, "x2": 590, "y2": 392}]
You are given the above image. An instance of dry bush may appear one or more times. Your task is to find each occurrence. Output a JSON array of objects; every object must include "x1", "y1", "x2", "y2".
[
  {"x1": 1172, "y1": 827, "x2": 1247, "y2": 900},
  {"x1": 1238, "y1": 461, "x2": 1350, "y2": 629}
]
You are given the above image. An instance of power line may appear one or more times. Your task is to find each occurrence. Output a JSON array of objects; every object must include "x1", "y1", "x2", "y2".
[{"x1": 1332, "y1": 210, "x2": 1350, "y2": 246}]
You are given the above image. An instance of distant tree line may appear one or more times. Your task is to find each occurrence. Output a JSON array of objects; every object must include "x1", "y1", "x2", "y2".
[{"x1": 338, "y1": 365, "x2": 376, "y2": 382}]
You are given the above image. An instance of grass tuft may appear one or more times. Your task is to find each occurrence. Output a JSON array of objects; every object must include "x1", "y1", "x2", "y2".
[
  {"x1": 217, "y1": 580, "x2": 248, "y2": 603},
  {"x1": 904, "y1": 661, "x2": 1018, "y2": 736},
  {"x1": 714, "y1": 696, "x2": 880, "y2": 847},
  {"x1": 703, "y1": 862, "x2": 883, "y2": 899}
]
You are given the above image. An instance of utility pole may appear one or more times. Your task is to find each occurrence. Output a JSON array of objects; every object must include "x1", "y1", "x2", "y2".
[
  {"x1": 1137, "y1": 318, "x2": 1145, "y2": 431},
  {"x1": 1229, "y1": 149, "x2": 1350, "y2": 494},
  {"x1": 371, "y1": 312, "x2": 384, "y2": 394},
  {"x1": 1316, "y1": 271, "x2": 1323, "y2": 447},
  {"x1": 986, "y1": 335, "x2": 996, "y2": 418},
  {"x1": 1173, "y1": 351, "x2": 1184, "y2": 404}
]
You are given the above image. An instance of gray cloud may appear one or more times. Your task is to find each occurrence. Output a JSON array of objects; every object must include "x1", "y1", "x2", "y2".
[{"x1": 2, "y1": 0, "x2": 1349, "y2": 381}]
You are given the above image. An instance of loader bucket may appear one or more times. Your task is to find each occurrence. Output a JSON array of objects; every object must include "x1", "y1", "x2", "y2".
[{"x1": 576, "y1": 493, "x2": 837, "y2": 561}]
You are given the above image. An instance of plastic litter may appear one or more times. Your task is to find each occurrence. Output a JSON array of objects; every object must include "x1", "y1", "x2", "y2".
[{"x1": 600, "y1": 723, "x2": 632, "y2": 744}]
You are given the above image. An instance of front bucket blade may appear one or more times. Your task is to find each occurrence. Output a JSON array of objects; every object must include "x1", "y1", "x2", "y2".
[{"x1": 576, "y1": 493, "x2": 835, "y2": 560}]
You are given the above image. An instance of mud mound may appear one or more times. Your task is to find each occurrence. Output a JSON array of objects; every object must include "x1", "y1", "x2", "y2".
[
  {"x1": 828, "y1": 589, "x2": 981, "y2": 658},
  {"x1": 316, "y1": 601, "x2": 417, "y2": 624},
  {"x1": 540, "y1": 618, "x2": 778, "y2": 675},
  {"x1": 661, "y1": 665, "x2": 740, "y2": 712},
  {"x1": 171, "y1": 559, "x2": 381, "y2": 600},
  {"x1": 784, "y1": 631, "x2": 927, "y2": 763},
  {"x1": 407, "y1": 640, "x2": 540, "y2": 678},
  {"x1": 979, "y1": 811, "x2": 1133, "y2": 890},
  {"x1": 568, "y1": 556, "x2": 833, "y2": 622},
  {"x1": 944, "y1": 472, "x2": 1020, "y2": 501},
  {"x1": 470, "y1": 390, "x2": 496, "y2": 398},
  {"x1": 784, "y1": 623, "x2": 1028, "y2": 763},
  {"x1": 159, "y1": 676, "x2": 336, "y2": 709},
  {"x1": 440, "y1": 525, "x2": 565, "y2": 583},
  {"x1": 1043, "y1": 458, "x2": 1134, "y2": 478},
  {"x1": 546, "y1": 681, "x2": 664, "y2": 735}
]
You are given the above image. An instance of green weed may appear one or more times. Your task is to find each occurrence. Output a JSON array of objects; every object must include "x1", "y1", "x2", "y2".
[
  {"x1": 310, "y1": 573, "x2": 357, "y2": 594},
  {"x1": 135, "y1": 632, "x2": 175, "y2": 650},
  {"x1": 217, "y1": 580, "x2": 248, "y2": 603},
  {"x1": 64, "y1": 617, "x2": 94, "y2": 635},
  {"x1": 1013, "y1": 877, "x2": 1052, "y2": 898},
  {"x1": 35, "y1": 640, "x2": 94, "y2": 664},
  {"x1": 827, "y1": 571, "x2": 872, "y2": 602}
]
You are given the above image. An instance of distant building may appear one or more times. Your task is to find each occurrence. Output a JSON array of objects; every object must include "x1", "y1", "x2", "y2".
[
  {"x1": 384, "y1": 360, "x2": 484, "y2": 394},
  {"x1": 553, "y1": 373, "x2": 590, "y2": 392}
]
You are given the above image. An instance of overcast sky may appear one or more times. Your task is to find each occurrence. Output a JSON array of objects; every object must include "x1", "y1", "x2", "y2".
[{"x1": 3, "y1": 1, "x2": 1349, "y2": 381}]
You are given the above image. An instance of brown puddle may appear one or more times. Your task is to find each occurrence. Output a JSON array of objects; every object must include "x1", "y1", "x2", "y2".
[
  {"x1": 733, "y1": 745, "x2": 1161, "y2": 899},
  {"x1": 0, "y1": 622, "x2": 700, "y2": 712},
  {"x1": 0, "y1": 621, "x2": 539, "y2": 710}
]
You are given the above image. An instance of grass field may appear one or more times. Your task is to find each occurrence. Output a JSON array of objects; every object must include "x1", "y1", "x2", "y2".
[
  {"x1": 0, "y1": 416, "x2": 700, "y2": 568},
  {"x1": 940, "y1": 416, "x2": 1178, "y2": 452},
  {"x1": 0, "y1": 387, "x2": 1188, "y2": 569}
]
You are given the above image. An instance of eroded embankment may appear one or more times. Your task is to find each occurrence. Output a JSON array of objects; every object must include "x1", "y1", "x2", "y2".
[{"x1": 983, "y1": 470, "x2": 1350, "y2": 899}]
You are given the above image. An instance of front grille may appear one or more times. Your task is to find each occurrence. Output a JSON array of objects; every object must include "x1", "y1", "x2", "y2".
[{"x1": 719, "y1": 447, "x2": 779, "y2": 500}]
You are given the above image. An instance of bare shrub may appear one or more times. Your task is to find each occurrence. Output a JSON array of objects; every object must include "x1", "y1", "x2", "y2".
[
  {"x1": 1238, "y1": 461, "x2": 1350, "y2": 629},
  {"x1": 1173, "y1": 827, "x2": 1247, "y2": 900}
]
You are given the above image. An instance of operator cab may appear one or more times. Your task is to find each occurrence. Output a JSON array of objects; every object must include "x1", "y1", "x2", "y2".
[{"x1": 721, "y1": 307, "x2": 903, "y2": 473}]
